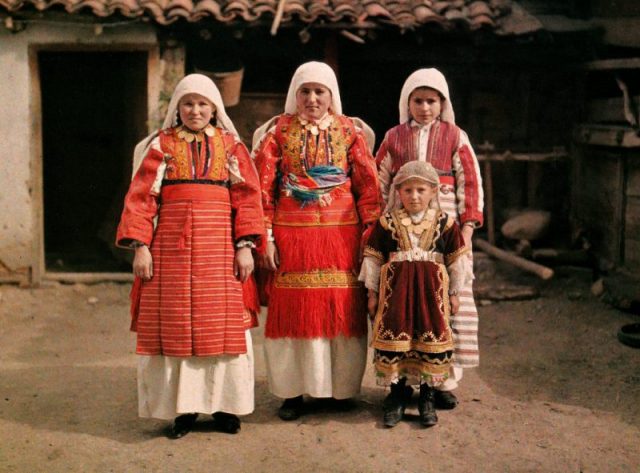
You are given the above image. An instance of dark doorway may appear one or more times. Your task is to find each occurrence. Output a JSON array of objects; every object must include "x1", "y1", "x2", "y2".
[{"x1": 39, "y1": 51, "x2": 148, "y2": 272}]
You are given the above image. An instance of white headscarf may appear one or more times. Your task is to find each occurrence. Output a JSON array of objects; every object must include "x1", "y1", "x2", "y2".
[
  {"x1": 252, "y1": 61, "x2": 375, "y2": 152},
  {"x1": 283, "y1": 61, "x2": 342, "y2": 115},
  {"x1": 398, "y1": 68, "x2": 455, "y2": 125},
  {"x1": 132, "y1": 74, "x2": 239, "y2": 176}
]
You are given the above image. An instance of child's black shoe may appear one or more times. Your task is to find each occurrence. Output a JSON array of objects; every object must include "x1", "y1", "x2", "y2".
[
  {"x1": 383, "y1": 383, "x2": 413, "y2": 427},
  {"x1": 418, "y1": 384, "x2": 438, "y2": 427}
]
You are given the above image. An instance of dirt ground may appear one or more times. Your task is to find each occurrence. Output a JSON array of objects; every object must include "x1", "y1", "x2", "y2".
[{"x1": 1, "y1": 258, "x2": 639, "y2": 473}]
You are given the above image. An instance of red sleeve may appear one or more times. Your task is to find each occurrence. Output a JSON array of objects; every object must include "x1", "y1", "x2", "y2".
[
  {"x1": 374, "y1": 133, "x2": 389, "y2": 168},
  {"x1": 115, "y1": 146, "x2": 164, "y2": 248},
  {"x1": 349, "y1": 131, "x2": 383, "y2": 225},
  {"x1": 457, "y1": 143, "x2": 484, "y2": 226},
  {"x1": 253, "y1": 131, "x2": 281, "y2": 229},
  {"x1": 227, "y1": 137, "x2": 267, "y2": 243}
]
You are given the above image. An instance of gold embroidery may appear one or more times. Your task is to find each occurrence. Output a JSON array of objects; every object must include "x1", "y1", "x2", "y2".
[
  {"x1": 363, "y1": 246, "x2": 384, "y2": 263},
  {"x1": 389, "y1": 210, "x2": 412, "y2": 251},
  {"x1": 444, "y1": 215, "x2": 455, "y2": 231},
  {"x1": 445, "y1": 245, "x2": 470, "y2": 266},
  {"x1": 207, "y1": 127, "x2": 227, "y2": 180},
  {"x1": 418, "y1": 209, "x2": 443, "y2": 252},
  {"x1": 274, "y1": 270, "x2": 361, "y2": 288}
]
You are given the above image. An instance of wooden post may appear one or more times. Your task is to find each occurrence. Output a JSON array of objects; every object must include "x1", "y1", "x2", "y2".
[{"x1": 483, "y1": 160, "x2": 495, "y2": 245}]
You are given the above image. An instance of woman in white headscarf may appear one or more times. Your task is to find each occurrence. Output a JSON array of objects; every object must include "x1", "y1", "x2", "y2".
[
  {"x1": 375, "y1": 68, "x2": 484, "y2": 411},
  {"x1": 252, "y1": 61, "x2": 382, "y2": 420},
  {"x1": 116, "y1": 74, "x2": 265, "y2": 438}
]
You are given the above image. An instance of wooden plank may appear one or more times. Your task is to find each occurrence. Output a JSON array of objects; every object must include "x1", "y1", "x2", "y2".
[
  {"x1": 571, "y1": 148, "x2": 625, "y2": 265},
  {"x1": 476, "y1": 150, "x2": 568, "y2": 162},
  {"x1": 574, "y1": 124, "x2": 640, "y2": 148},
  {"x1": 43, "y1": 272, "x2": 134, "y2": 284},
  {"x1": 28, "y1": 46, "x2": 44, "y2": 286},
  {"x1": 625, "y1": 197, "x2": 640, "y2": 237},
  {"x1": 627, "y1": 159, "x2": 640, "y2": 198},
  {"x1": 624, "y1": 239, "x2": 640, "y2": 268},
  {"x1": 583, "y1": 58, "x2": 640, "y2": 70}
]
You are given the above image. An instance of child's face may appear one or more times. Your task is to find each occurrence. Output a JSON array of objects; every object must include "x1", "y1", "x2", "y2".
[
  {"x1": 179, "y1": 93, "x2": 215, "y2": 131},
  {"x1": 408, "y1": 88, "x2": 442, "y2": 125},
  {"x1": 398, "y1": 178, "x2": 438, "y2": 214}
]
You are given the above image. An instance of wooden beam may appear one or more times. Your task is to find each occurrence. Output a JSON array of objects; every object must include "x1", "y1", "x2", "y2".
[
  {"x1": 474, "y1": 238, "x2": 554, "y2": 280},
  {"x1": 476, "y1": 150, "x2": 568, "y2": 162},
  {"x1": 574, "y1": 124, "x2": 640, "y2": 148},
  {"x1": 583, "y1": 58, "x2": 640, "y2": 71},
  {"x1": 43, "y1": 272, "x2": 134, "y2": 284}
]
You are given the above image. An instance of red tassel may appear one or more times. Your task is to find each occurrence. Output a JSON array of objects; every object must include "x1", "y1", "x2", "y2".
[
  {"x1": 265, "y1": 287, "x2": 367, "y2": 339},
  {"x1": 274, "y1": 225, "x2": 361, "y2": 272}
]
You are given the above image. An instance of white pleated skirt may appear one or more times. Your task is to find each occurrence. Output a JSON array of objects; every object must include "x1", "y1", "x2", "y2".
[
  {"x1": 137, "y1": 331, "x2": 254, "y2": 420},
  {"x1": 264, "y1": 335, "x2": 367, "y2": 400}
]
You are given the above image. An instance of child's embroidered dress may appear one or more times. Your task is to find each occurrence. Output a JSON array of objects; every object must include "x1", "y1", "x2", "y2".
[{"x1": 361, "y1": 207, "x2": 469, "y2": 385}]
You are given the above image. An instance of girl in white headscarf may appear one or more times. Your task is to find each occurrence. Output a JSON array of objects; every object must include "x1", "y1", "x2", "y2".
[
  {"x1": 375, "y1": 68, "x2": 484, "y2": 411},
  {"x1": 252, "y1": 62, "x2": 382, "y2": 421},
  {"x1": 116, "y1": 74, "x2": 265, "y2": 438}
]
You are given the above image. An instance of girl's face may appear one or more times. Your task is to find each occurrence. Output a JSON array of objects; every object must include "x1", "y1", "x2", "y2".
[
  {"x1": 408, "y1": 88, "x2": 442, "y2": 125},
  {"x1": 179, "y1": 93, "x2": 215, "y2": 131},
  {"x1": 296, "y1": 82, "x2": 332, "y2": 121},
  {"x1": 398, "y1": 178, "x2": 438, "y2": 214}
]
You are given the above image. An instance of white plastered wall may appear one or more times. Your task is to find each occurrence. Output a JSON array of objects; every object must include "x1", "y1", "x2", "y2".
[{"x1": 0, "y1": 22, "x2": 159, "y2": 282}]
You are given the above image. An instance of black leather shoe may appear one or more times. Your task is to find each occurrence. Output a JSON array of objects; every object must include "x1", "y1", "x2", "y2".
[
  {"x1": 382, "y1": 384, "x2": 413, "y2": 428},
  {"x1": 212, "y1": 412, "x2": 241, "y2": 434},
  {"x1": 278, "y1": 395, "x2": 304, "y2": 421},
  {"x1": 167, "y1": 413, "x2": 198, "y2": 439},
  {"x1": 418, "y1": 385, "x2": 438, "y2": 427},
  {"x1": 434, "y1": 390, "x2": 458, "y2": 410}
]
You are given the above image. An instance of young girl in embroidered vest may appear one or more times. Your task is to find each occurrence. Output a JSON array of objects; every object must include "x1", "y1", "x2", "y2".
[
  {"x1": 116, "y1": 74, "x2": 265, "y2": 438},
  {"x1": 359, "y1": 161, "x2": 470, "y2": 427},
  {"x1": 376, "y1": 68, "x2": 483, "y2": 411}
]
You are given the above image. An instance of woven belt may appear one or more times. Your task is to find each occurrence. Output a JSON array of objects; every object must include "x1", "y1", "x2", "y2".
[
  {"x1": 390, "y1": 249, "x2": 444, "y2": 263},
  {"x1": 163, "y1": 179, "x2": 229, "y2": 188}
]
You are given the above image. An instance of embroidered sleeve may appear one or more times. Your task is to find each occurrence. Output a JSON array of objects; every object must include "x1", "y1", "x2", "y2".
[
  {"x1": 252, "y1": 126, "x2": 281, "y2": 229},
  {"x1": 115, "y1": 136, "x2": 164, "y2": 248},
  {"x1": 228, "y1": 137, "x2": 266, "y2": 242},
  {"x1": 452, "y1": 130, "x2": 484, "y2": 226},
  {"x1": 349, "y1": 130, "x2": 383, "y2": 225}
]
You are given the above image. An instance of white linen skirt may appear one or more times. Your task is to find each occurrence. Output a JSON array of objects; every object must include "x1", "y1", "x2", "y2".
[
  {"x1": 137, "y1": 331, "x2": 254, "y2": 420},
  {"x1": 264, "y1": 335, "x2": 367, "y2": 400}
]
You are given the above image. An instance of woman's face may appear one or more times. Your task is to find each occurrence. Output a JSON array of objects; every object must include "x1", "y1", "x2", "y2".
[
  {"x1": 179, "y1": 93, "x2": 215, "y2": 131},
  {"x1": 398, "y1": 178, "x2": 437, "y2": 214},
  {"x1": 296, "y1": 82, "x2": 332, "y2": 121},
  {"x1": 408, "y1": 88, "x2": 442, "y2": 125}
]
